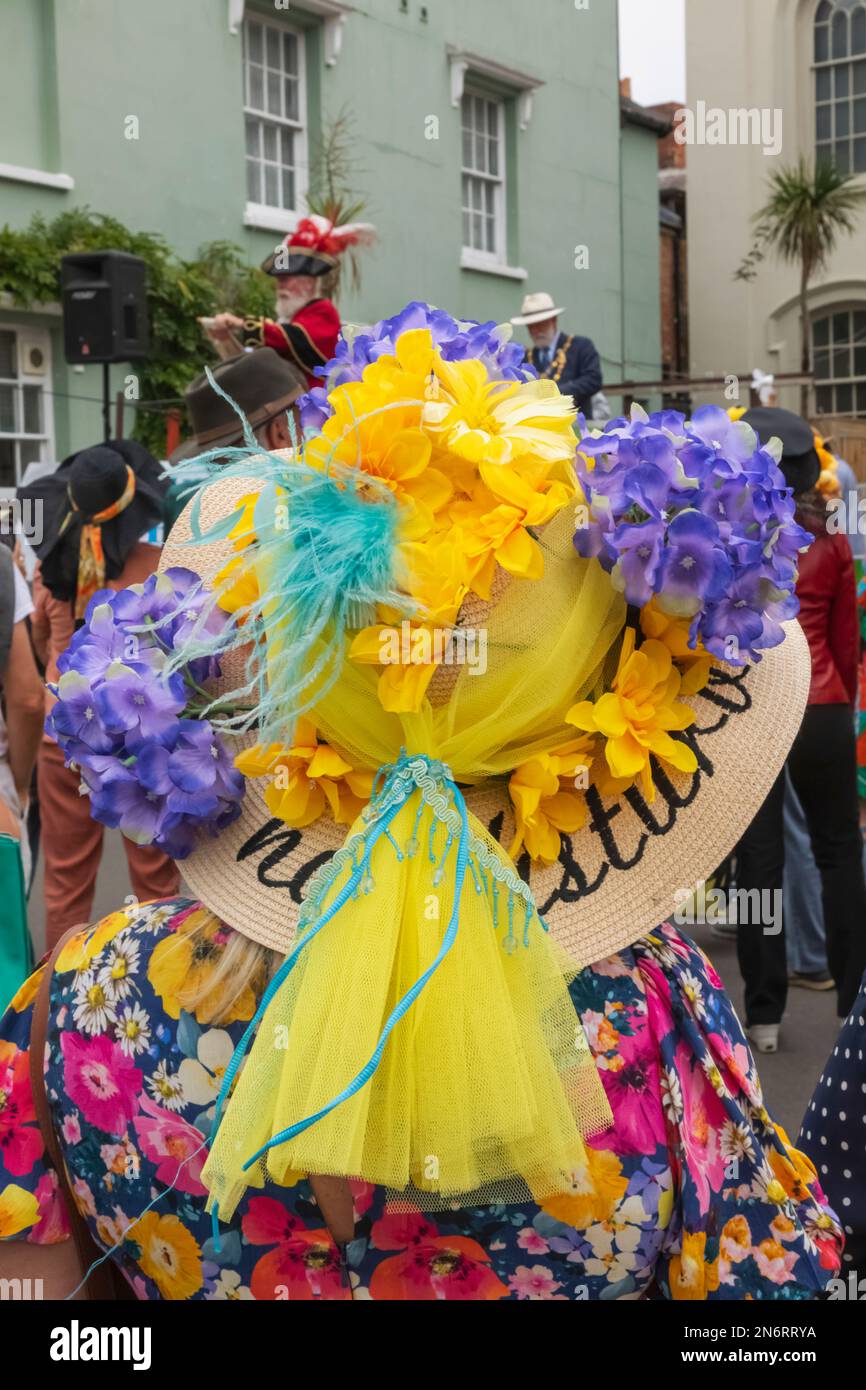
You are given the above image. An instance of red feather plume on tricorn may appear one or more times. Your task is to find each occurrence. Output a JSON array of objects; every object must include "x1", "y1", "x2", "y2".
[{"x1": 263, "y1": 213, "x2": 376, "y2": 277}]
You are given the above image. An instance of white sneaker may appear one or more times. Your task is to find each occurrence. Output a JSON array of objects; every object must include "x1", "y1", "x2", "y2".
[{"x1": 747, "y1": 1024, "x2": 779, "y2": 1054}]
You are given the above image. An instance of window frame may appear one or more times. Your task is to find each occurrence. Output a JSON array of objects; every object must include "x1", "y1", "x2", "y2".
[
  {"x1": 460, "y1": 88, "x2": 508, "y2": 266},
  {"x1": 242, "y1": 12, "x2": 309, "y2": 223},
  {"x1": 813, "y1": 0, "x2": 866, "y2": 175},
  {"x1": 0, "y1": 323, "x2": 54, "y2": 495},
  {"x1": 811, "y1": 304, "x2": 866, "y2": 417}
]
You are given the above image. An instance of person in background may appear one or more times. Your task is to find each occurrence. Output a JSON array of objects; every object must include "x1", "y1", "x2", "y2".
[
  {"x1": 207, "y1": 215, "x2": 373, "y2": 389},
  {"x1": 163, "y1": 349, "x2": 306, "y2": 535},
  {"x1": 750, "y1": 368, "x2": 777, "y2": 408},
  {"x1": 0, "y1": 536, "x2": 46, "y2": 1004},
  {"x1": 511, "y1": 291, "x2": 602, "y2": 415},
  {"x1": 0, "y1": 538, "x2": 43, "y2": 879},
  {"x1": 17, "y1": 441, "x2": 180, "y2": 949},
  {"x1": 735, "y1": 407, "x2": 866, "y2": 1052},
  {"x1": 784, "y1": 450, "x2": 865, "y2": 991}
]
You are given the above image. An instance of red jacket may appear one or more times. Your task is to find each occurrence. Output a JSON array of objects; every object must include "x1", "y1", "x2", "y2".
[
  {"x1": 795, "y1": 530, "x2": 859, "y2": 705},
  {"x1": 261, "y1": 298, "x2": 341, "y2": 389}
]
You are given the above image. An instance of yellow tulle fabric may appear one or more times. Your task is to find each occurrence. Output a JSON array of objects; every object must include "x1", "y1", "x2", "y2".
[
  {"x1": 315, "y1": 507, "x2": 626, "y2": 782},
  {"x1": 202, "y1": 509, "x2": 624, "y2": 1223},
  {"x1": 201, "y1": 799, "x2": 612, "y2": 1222}
]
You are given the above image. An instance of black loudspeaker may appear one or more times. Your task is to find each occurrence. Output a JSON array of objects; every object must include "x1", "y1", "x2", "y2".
[{"x1": 61, "y1": 251, "x2": 150, "y2": 364}]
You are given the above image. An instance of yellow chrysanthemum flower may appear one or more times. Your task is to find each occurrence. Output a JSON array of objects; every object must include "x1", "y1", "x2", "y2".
[
  {"x1": 235, "y1": 719, "x2": 373, "y2": 828},
  {"x1": 423, "y1": 355, "x2": 578, "y2": 469},
  {"x1": 508, "y1": 738, "x2": 595, "y2": 864},
  {"x1": 567, "y1": 627, "x2": 697, "y2": 803}
]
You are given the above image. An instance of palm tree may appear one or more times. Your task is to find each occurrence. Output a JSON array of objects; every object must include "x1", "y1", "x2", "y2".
[{"x1": 735, "y1": 159, "x2": 866, "y2": 415}]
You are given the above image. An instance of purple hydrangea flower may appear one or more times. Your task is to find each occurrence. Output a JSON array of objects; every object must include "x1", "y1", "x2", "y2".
[
  {"x1": 48, "y1": 568, "x2": 246, "y2": 859},
  {"x1": 48, "y1": 672, "x2": 117, "y2": 754},
  {"x1": 656, "y1": 510, "x2": 733, "y2": 617},
  {"x1": 574, "y1": 405, "x2": 813, "y2": 663},
  {"x1": 94, "y1": 661, "x2": 188, "y2": 744}
]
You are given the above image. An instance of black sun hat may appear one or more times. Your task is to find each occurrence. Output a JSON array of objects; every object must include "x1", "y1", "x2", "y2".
[
  {"x1": 742, "y1": 407, "x2": 821, "y2": 496},
  {"x1": 17, "y1": 438, "x2": 166, "y2": 606}
]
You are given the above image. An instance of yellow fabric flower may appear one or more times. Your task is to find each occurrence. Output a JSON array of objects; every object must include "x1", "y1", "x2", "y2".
[
  {"x1": 236, "y1": 719, "x2": 373, "y2": 827},
  {"x1": 453, "y1": 466, "x2": 574, "y2": 596},
  {"x1": 639, "y1": 597, "x2": 713, "y2": 696},
  {"x1": 814, "y1": 432, "x2": 841, "y2": 498},
  {"x1": 395, "y1": 537, "x2": 468, "y2": 626},
  {"x1": 424, "y1": 356, "x2": 578, "y2": 468},
  {"x1": 567, "y1": 627, "x2": 697, "y2": 803},
  {"x1": 0, "y1": 1183, "x2": 40, "y2": 1239},
  {"x1": 508, "y1": 738, "x2": 595, "y2": 864},
  {"x1": 135, "y1": 1211, "x2": 203, "y2": 1300},
  {"x1": 305, "y1": 338, "x2": 451, "y2": 538},
  {"x1": 350, "y1": 623, "x2": 441, "y2": 714},
  {"x1": 669, "y1": 1230, "x2": 720, "y2": 1300},
  {"x1": 214, "y1": 551, "x2": 260, "y2": 616},
  {"x1": 214, "y1": 491, "x2": 262, "y2": 615}
]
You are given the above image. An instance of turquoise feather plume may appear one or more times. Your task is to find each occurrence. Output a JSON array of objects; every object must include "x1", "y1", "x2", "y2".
[{"x1": 163, "y1": 371, "x2": 409, "y2": 743}]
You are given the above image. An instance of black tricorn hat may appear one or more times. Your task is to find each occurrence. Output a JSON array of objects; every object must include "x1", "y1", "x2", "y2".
[
  {"x1": 262, "y1": 248, "x2": 336, "y2": 278},
  {"x1": 171, "y1": 349, "x2": 306, "y2": 463},
  {"x1": 17, "y1": 438, "x2": 167, "y2": 603},
  {"x1": 742, "y1": 407, "x2": 822, "y2": 496}
]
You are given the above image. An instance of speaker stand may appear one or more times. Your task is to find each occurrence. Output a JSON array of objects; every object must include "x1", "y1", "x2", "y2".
[{"x1": 102, "y1": 364, "x2": 111, "y2": 443}]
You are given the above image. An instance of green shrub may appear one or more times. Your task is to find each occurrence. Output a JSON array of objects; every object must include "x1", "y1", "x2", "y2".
[{"x1": 0, "y1": 208, "x2": 274, "y2": 454}]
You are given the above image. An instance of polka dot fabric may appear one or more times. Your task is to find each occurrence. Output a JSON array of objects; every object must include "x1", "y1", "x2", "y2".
[{"x1": 799, "y1": 973, "x2": 866, "y2": 1275}]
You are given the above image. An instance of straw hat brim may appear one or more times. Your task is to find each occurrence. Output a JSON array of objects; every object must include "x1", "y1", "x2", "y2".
[
  {"x1": 164, "y1": 472, "x2": 810, "y2": 967},
  {"x1": 511, "y1": 306, "x2": 566, "y2": 326}
]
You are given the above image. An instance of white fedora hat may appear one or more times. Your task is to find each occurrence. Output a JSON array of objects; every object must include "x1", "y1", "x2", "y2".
[{"x1": 511, "y1": 291, "x2": 565, "y2": 326}]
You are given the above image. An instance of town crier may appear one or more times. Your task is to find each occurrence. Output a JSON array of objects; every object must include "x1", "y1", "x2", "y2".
[{"x1": 208, "y1": 215, "x2": 373, "y2": 389}]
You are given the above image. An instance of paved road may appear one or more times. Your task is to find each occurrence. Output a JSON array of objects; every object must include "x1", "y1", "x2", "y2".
[{"x1": 29, "y1": 837, "x2": 839, "y2": 1142}]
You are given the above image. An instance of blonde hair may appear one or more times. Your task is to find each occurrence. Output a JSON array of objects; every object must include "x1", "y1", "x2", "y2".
[{"x1": 176, "y1": 915, "x2": 284, "y2": 1025}]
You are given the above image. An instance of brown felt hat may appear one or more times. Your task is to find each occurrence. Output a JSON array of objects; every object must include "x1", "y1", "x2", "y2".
[{"x1": 171, "y1": 350, "x2": 305, "y2": 463}]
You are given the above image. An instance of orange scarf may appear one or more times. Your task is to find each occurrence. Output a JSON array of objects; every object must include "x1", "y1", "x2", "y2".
[{"x1": 67, "y1": 465, "x2": 137, "y2": 619}]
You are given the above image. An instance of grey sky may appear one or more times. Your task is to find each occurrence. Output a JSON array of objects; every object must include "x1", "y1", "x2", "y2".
[{"x1": 618, "y1": 0, "x2": 686, "y2": 107}]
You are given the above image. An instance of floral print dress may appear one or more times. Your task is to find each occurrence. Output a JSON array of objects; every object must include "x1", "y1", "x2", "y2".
[{"x1": 0, "y1": 898, "x2": 843, "y2": 1300}]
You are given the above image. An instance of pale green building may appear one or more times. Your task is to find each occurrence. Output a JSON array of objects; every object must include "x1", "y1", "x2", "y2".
[{"x1": 0, "y1": 0, "x2": 666, "y2": 479}]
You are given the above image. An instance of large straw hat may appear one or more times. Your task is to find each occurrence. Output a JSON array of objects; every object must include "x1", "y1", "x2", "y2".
[{"x1": 165, "y1": 469, "x2": 810, "y2": 968}]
